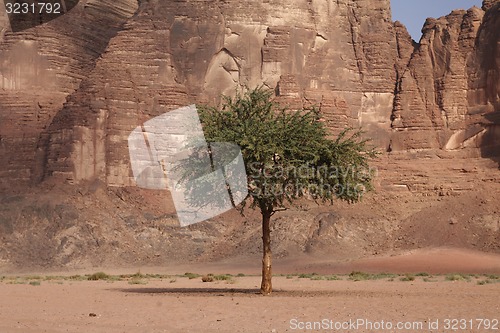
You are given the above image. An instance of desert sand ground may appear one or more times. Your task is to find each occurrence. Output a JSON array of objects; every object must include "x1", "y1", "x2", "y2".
[{"x1": 1, "y1": 248, "x2": 499, "y2": 333}]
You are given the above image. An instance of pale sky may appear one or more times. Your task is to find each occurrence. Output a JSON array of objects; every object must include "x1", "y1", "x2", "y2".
[{"x1": 391, "y1": 0, "x2": 483, "y2": 41}]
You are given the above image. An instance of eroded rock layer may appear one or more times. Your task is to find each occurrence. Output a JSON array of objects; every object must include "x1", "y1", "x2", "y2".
[
  {"x1": 391, "y1": 3, "x2": 500, "y2": 153},
  {"x1": 0, "y1": 0, "x2": 498, "y2": 188},
  {"x1": 0, "y1": 0, "x2": 138, "y2": 186}
]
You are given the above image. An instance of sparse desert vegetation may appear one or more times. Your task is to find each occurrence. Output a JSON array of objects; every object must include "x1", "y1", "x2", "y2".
[{"x1": 2, "y1": 271, "x2": 498, "y2": 285}]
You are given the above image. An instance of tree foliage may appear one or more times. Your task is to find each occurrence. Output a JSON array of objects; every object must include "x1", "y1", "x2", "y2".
[
  {"x1": 188, "y1": 86, "x2": 377, "y2": 294},
  {"x1": 197, "y1": 87, "x2": 377, "y2": 213}
]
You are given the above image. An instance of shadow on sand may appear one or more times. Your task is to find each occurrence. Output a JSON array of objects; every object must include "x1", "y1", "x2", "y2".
[
  {"x1": 115, "y1": 287, "x2": 385, "y2": 298},
  {"x1": 116, "y1": 287, "x2": 261, "y2": 296}
]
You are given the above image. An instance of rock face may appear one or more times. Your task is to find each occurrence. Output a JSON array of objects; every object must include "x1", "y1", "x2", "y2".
[
  {"x1": 39, "y1": 0, "x2": 400, "y2": 186},
  {"x1": 0, "y1": 0, "x2": 138, "y2": 187},
  {"x1": 391, "y1": 3, "x2": 500, "y2": 153},
  {"x1": 0, "y1": 0, "x2": 498, "y2": 188}
]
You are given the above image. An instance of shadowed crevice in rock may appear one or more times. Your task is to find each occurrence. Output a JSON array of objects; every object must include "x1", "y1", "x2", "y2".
[
  {"x1": 482, "y1": 112, "x2": 500, "y2": 164},
  {"x1": 28, "y1": 0, "x2": 142, "y2": 185}
]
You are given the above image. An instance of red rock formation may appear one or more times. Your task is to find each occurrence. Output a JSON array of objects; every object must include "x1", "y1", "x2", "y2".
[
  {"x1": 391, "y1": 2, "x2": 499, "y2": 154},
  {"x1": 0, "y1": 0, "x2": 498, "y2": 189},
  {"x1": 466, "y1": 1, "x2": 500, "y2": 156},
  {"x1": 39, "y1": 0, "x2": 401, "y2": 186},
  {"x1": 0, "y1": 0, "x2": 138, "y2": 188}
]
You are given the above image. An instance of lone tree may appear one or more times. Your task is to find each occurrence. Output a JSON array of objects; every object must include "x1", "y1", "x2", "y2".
[{"x1": 194, "y1": 87, "x2": 376, "y2": 295}]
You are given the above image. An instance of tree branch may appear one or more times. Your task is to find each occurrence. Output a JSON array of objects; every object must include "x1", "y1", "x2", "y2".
[{"x1": 270, "y1": 208, "x2": 288, "y2": 216}]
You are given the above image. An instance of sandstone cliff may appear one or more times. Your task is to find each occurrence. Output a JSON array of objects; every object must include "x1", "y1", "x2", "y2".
[
  {"x1": 0, "y1": 0, "x2": 497, "y2": 188},
  {"x1": 31, "y1": 0, "x2": 498, "y2": 187},
  {"x1": 0, "y1": 0, "x2": 138, "y2": 187},
  {"x1": 391, "y1": 3, "x2": 500, "y2": 153},
  {"x1": 37, "y1": 0, "x2": 399, "y2": 186}
]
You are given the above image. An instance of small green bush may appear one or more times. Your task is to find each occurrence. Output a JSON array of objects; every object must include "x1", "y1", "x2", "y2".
[
  {"x1": 87, "y1": 272, "x2": 110, "y2": 281},
  {"x1": 349, "y1": 272, "x2": 397, "y2": 281},
  {"x1": 213, "y1": 274, "x2": 232, "y2": 281},
  {"x1": 131, "y1": 271, "x2": 145, "y2": 279},
  {"x1": 423, "y1": 277, "x2": 438, "y2": 282},
  {"x1": 25, "y1": 275, "x2": 42, "y2": 280},
  {"x1": 184, "y1": 272, "x2": 200, "y2": 280},
  {"x1": 326, "y1": 275, "x2": 341, "y2": 281},
  {"x1": 400, "y1": 274, "x2": 415, "y2": 282},
  {"x1": 298, "y1": 273, "x2": 319, "y2": 279},
  {"x1": 477, "y1": 278, "x2": 499, "y2": 285},
  {"x1": 349, "y1": 272, "x2": 370, "y2": 281},
  {"x1": 44, "y1": 276, "x2": 65, "y2": 281},
  {"x1": 69, "y1": 275, "x2": 85, "y2": 281},
  {"x1": 445, "y1": 274, "x2": 471, "y2": 282}
]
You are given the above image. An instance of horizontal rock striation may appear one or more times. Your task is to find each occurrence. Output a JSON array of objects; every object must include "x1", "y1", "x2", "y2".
[
  {"x1": 0, "y1": 0, "x2": 138, "y2": 187},
  {"x1": 0, "y1": 0, "x2": 498, "y2": 189},
  {"x1": 41, "y1": 0, "x2": 401, "y2": 186}
]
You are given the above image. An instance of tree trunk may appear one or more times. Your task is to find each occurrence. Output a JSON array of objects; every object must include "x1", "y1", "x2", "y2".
[{"x1": 260, "y1": 210, "x2": 272, "y2": 295}]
